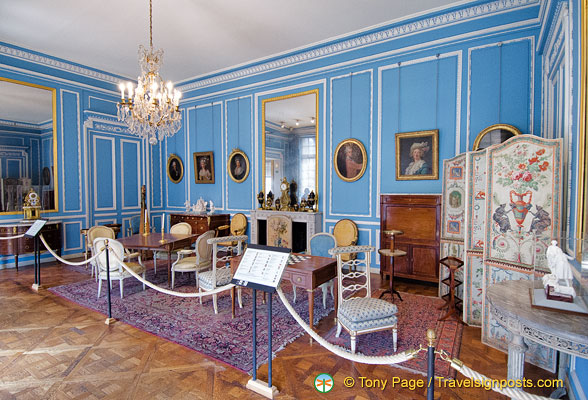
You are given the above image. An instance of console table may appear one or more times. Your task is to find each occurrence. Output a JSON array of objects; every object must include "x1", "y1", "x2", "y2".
[
  {"x1": 486, "y1": 280, "x2": 588, "y2": 387},
  {"x1": 251, "y1": 210, "x2": 322, "y2": 253},
  {"x1": 0, "y1": 221, "x2": 62, "y2": 269},
  {"x1": 169, "y1": 213, "x2": 229, "y2": 235}
]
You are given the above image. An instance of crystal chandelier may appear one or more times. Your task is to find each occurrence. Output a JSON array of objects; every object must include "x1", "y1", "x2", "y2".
[{"x1": 117, "y1": 0, "x2": 182, "y2": 145}]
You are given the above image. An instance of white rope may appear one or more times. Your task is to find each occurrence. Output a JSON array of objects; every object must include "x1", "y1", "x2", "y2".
[
  {"x1": 0, "y1": 234, "x2": 25, "y2": 240},
  {"x1": 39, "y1": 234, "x2": 104, "y2": 266},
  {"x1": 276, "y1": 287, "x2": 416, "y2": 365},
  {"x1": 111, "y1": 252, "x2": 236, "y2": 298},
  {"x1": 452, "y1": 362, "x2": 551, "y2": 400}
]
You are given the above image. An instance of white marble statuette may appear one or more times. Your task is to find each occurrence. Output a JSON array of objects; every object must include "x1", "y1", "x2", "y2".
[
  {"x1": 543, "y1": 240, "x2": 576, "y2": 297},
  {"x1": 184, "y1": 200, "x2": 191, "y2": 212},
  {"x1": 192, "y1": 197, "x2": 207, "y2": 213},
  {"x1": 208, "y1": 201, "x2": 215, "y2": 215}
]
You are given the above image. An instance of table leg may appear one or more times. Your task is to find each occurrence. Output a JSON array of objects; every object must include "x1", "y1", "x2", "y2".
[
  {"x1": 231, "y1": 286, "x2": 236, "y2": 319},
  {"x1": 507, "y1": 332, "x2": 527, "y2": 383},
  {"x1": 333, "y1": 280, "x2": 338, "y2": 324},
  {"x1": 15, "y1": 255, "x2": 18, "y2": 271},
  {"x1": 307, "y1": 289, "x2": 314, "y2": 329},
  {"x1": 167, "y1": 249, "x2": 172, "y2": 287}
]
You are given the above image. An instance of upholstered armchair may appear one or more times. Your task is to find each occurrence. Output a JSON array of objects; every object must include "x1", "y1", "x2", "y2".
[
  {"x1": 170, "y1": 229, "x2": 214, "y2": 289},
  {"x1": 292, "y1": 232, "x2": 337, "y2": 309},
  {"x1": 126, "y1": 215, "x2": 141, "y2": 237},
  {"x1": 88, "y1": 226, "x2": 115, "y2": 280},
  {"x1": 216, "y1": 213, "x2": 248, "y2": 248},
  {"x1": 198, "y1": 234, "x2": 248, "y2": 314},
  {"x1": 153, "y1": 222, "x2": 192, "y2": 273},
  {"x1": 333, "y1": 219, "x2": 358, "y2": 264},
  {"x1": 328, "y1": 245, "x2": 398, "y2": 354},
  {"x1": 94, "y1": 238, "x2": 146, "y2": 298}
]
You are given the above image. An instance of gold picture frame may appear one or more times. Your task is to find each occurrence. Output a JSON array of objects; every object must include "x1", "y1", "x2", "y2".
[
  {"x1": 333, "y1": 138, "x2": 367, "y2": 182},
  {"x1": 193, "y1": 151, "x2": 215, "y2": 184},
  {"x1": 166, "y1": 154, "x2": 184, "y2": 184},
  {"x1": 395, "y1": 130, "x2": 439, "y2": 180},
  {"x1": 228, "y1": 148, "x2": 250, "y2": 183},
  {"x1": 472, "y1": 123, "x2": 522, "y2": 151}
]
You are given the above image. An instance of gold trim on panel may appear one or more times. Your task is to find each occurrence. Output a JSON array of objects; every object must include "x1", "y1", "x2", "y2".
[
  {"x1": 576, "y1": 0, "x2": 588, "y2": 259},
  {"x1": 0, "y1": 77, "x2": 58, "y2": 215},
  {"x1": 472, "y1": 123, "x2": 522, "y2": 151},
  {"x1": 261, "y1": 89, "x2": 319, "y2": 210}
]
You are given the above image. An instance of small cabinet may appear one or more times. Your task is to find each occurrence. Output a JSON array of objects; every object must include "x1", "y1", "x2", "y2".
[
  {"x1": 380, "y1": 195, "x2": 440, "y2": 283},
  {"x1": 169, "y1": 213, "x2": 230, "y2": 235}
]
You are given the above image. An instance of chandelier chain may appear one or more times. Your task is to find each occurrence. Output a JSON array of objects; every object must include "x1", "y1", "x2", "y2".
[{"x1": 117, "y1": 0, "x2": 182, "y2": 145}]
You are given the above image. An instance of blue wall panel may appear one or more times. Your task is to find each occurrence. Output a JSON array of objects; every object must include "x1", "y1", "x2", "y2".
[
  {"x1": 151, "y1": 141, "x2": 163, "y2": 208},
  {"x1": 331, "y1": 72, "x2": 371, "y2": 216},
  {"x1": 62, "y1": 91, "x2": 80, "y2": 211},
  {"x1": 165, "y1": 116, "x2": 187, "y2": 208},
  {"x1": 94, "y1": 137, "x2": 114, "y2": 209},
  {"x1": 122, "y1": 140, "x2": 139, "y2": 208},
  {"x1": 227, "y1": 97, "x2": 253, "y2": 211}
]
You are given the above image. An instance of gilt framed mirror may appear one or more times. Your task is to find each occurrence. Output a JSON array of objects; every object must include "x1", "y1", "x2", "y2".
[
  {"x1": 0, "y1": 77, "x2": 58, "y2": 215},
  {"x1": 472, "y1": 123, "x2": 522, "y2": 151},
  {"x1": 262, "y1": 89, "x2": 318, "y2": 208}
]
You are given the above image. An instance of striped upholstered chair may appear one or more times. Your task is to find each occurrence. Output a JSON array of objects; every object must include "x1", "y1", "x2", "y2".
[{"x1": 328, "y1": 245, "x2": 398, "y2": 354}]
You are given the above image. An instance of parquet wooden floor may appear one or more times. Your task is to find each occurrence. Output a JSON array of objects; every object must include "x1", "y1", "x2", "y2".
[{"x1": 0, "y1": 262, "x2": 560, "y2": 399}]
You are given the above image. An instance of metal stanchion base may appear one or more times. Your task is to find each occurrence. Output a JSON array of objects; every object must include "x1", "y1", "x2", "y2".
[
  {"x1": 104, "y1": 318, "x2": 117, "y2": 325},
  {"x1": 31, "y1": 284, "x2": 43, "y2": 292},
  {"x1": 246, "y1": 379, "x2": 278, "y2": 399}
]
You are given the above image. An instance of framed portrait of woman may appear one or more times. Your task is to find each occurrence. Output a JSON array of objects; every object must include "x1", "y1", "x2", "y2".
[
  {"x1": 166, "y1": 154, "x2": 184, "y2": 184},
  {"x1": 334, "y1": 138, "x2": 367, "y2": 182},
  {"x1": 193, "y1": 151, "x2": 215, "y2": 184},
  {"x1": 228, "y1": 149, "x2": 249, "y2": 183},
  {"x1": 395, "y1": 130, "x2": 439, "y2": 180}
]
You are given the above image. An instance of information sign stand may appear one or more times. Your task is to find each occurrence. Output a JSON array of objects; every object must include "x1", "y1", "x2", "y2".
[
  {"x1": 24, "y1": 220, "x2": 47, "y2": 292},
  {"x1": 231, "y1": 244, "x2": 291, "y2": 399}
]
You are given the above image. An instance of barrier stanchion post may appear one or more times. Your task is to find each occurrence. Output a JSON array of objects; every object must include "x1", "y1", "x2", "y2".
[
  {"x1": 252, "y1": 288, "x2": 257, "y2": 382},
  {"x1": 104, "y1": 239, "x2": 116, "y2": 325},
  {"x1": 31, "y1": 234, "x2": 41, "y2": 291},
  {"x1": 268, "y1": 292, "x2": 272, "y2": 389},
  {"x1": 427, "y1": 329, "x2": 436, "y2": 400}
]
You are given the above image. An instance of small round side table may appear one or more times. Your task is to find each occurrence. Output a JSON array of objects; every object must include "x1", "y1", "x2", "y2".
[
  {"x1": 378, "y1": 230, "x2": 406, "y2": 302},
  {"x1": 438, "y1": 256, "x2": 465, "y2": 324}
]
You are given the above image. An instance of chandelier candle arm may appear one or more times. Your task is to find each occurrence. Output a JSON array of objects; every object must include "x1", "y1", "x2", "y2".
[{"x1": 117, "y1": 0, "x2": 182, "y2": 145}]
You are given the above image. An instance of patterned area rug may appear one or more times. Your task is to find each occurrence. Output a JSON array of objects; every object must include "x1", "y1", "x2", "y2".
[
  {"x1": 324, "y1": 291, "x2": 463, "y2": 378},
  {"x1": 49, "y1": 264, "x2": 334, "y2": 375}
]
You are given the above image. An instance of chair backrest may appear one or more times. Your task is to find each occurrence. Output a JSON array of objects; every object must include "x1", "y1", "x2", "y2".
[
  {"x1": 308, "y1": 232, "x2": 337, "y2": 258},
  {"x1": 329, "y1": 245, "x2": 374, "y2": 305},
  {"x1": 195, "y1": 230, "x2": 215, "y2": 263},
  {"x1": 88, "y1": 226, "x2": 115, "y2": 248},
  {"x1": 127, "y1": 215, "x2": 141, "y2": 236},
  {"x1": 230, "y1": 213, "x2": 248, "y2": 236},
  {"x1": 267, "y1": 215, "x2": 292, "y2": 249},
  {"x1": 333, "y1": 219, "x2": 358, "y2": 247},
  {"x1": 170, "y1": 222, "x2": 192, "y2": 235},
  {"x1": 94, "y1": 238, "x2": 125, "y2": 272}
]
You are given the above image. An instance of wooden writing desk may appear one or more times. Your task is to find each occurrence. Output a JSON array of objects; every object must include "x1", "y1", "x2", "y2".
[
  {"x1": 118, "y1": 233, "x2": 196, "y2": 287},
  {"x1": 230, "y1": 253, "x2": 337, "y2": 327}
]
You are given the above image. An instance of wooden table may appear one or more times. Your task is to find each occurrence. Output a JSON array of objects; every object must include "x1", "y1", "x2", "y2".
[
  {"x1": 230, "y1": 253, "x2": 337, "y2": 328},
  {"x1": 486, "y1": 280, "x2": 588, "y2": 393},
  {"x1": 118, "y1": 233, "x2": 196, "y2": 287}
]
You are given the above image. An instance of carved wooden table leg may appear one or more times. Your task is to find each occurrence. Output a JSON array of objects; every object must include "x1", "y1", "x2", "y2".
[{"x1": 507, "y1": 331, "x2": 527, "y2": 382}]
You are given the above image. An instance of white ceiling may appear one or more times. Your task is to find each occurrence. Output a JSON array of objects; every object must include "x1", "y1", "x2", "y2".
[{"x1": 0, "y1": 0, "x2": 463, "y2": 84}]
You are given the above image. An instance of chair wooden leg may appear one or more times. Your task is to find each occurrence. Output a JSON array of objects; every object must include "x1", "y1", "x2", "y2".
[
  {"x1": 321, "y1": 285, "x2": 327, "y2": 309},
  {"x1": 351, "y1": 335, "x2": 357, "y2": 354},
  {"x1": 393, "y1": 326, "x2": 397, "y2": 352},
  {"x1": 142, "y1": 273, "x2": 146, "y2": 291},
  {"x1": 213, "y1": 294, "x2": 218, "y2": 314},
  {"x1": 199, "y1": 288, "x2": 203, "y2": 305},
  {"x1": 292, "y1": 285, "x2": 297, "y2": 303},
  {"x1": 171, "y1": 270, "x2": 175, "y2": 289},
  {"x1": 153, "y1": 257, "x2": 157, "y2": 274},
  {"x1": 120, "y1": 278, "x2": 124, "y2": 298},
  {"x1": 237, "y1": 287, "x2": 243, "y2": 308},
  {"x1": 336, "y1": 322, "x2": 342, "y2": 338},
  {"x1": 97, "y1": 279, "x2": 102, "y2": 298}
]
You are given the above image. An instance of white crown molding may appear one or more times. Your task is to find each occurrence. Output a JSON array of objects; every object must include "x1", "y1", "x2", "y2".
[
  {"x1": 0, "y1": 44, "x2": 122, "y2": 84},
  {"x1": 179, "y1": 0, "x2": 540, "y2": 92}
]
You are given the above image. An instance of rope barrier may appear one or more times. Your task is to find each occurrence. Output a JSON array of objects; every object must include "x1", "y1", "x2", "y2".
[
  {"x1": 276, "y1": 287, "x2": 418, "y2": 364},
  {"x1": 0, "y1": 234, "x2": 25, "y2": 240},
  {"x1": 438, "y1": 351, "x2": 552, "y2": 400},
  {"x1": 39, "y1": 234, "x2": 104, "y2": 266},
  {"x1": 111, "y1": 252, "x2": 237, "y2": 298}
]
